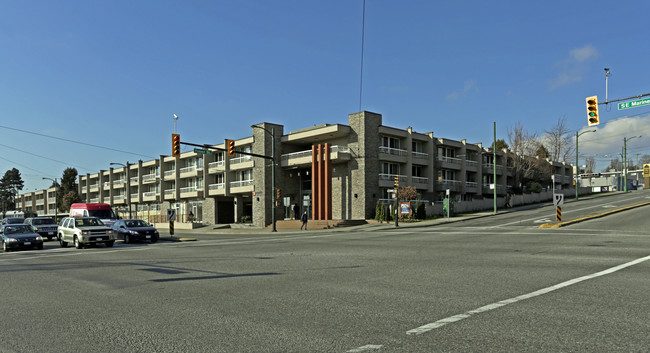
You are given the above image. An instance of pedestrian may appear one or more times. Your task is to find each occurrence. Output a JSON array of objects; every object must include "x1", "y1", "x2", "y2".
[{"x1": 300, "y1": 211, "x2": 308, "y2": 230}]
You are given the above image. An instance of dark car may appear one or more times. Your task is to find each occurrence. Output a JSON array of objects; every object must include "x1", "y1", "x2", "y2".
[
  {"x1": 24, "y1": 217, "x2": 58, "y2": 241},
  {"x1": 1, "y1": 217, "x2": 25, "y2": 226},
  {"x1": 1, "y1": 224, "x2": 44, "y2": 251},
  {"x1": 111, "y1": 219, "x2": 159, "y2": 244}
]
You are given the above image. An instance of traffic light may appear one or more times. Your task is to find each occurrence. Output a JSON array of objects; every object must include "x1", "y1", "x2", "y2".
[
  {"x1": 394, "y1": 174, "x2": 399, "y2": 187},
  {"x1": 172, "y1": 134, "x2": 181, "y2": 157},
  {"x1": 226, "y1": 139, "x2": 236, "y2": 157},
  {"x1": 586, "y1": 96, "x2": 599, "y2": 126}
]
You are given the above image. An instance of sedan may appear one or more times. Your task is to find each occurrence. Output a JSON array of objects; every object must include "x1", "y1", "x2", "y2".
[
  {"x1": 111, "y1": 219, "x2": 159, "y2": 244},
  {"x1": 1, "y1": 224, "x2": 44, "y2": 251}
]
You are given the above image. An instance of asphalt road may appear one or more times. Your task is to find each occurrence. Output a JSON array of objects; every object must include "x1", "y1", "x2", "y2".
[{"x1": 0, "y1": 192, "x2": 648, "y2": 352}]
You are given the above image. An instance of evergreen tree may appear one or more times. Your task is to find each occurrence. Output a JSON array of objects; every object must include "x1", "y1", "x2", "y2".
[{"x1": 0, "y1": 168, "x2": 24, "y2": 211}]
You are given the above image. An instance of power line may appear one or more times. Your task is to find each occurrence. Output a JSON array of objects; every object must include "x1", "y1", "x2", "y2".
[
  {"x1": 0, "y1": 156, "x2": 55, "y2": 178},
  {"x1": 0, "y1": 124, "x2": 157, "y2": 159},
  {"x1": 0, "y1": 143, "x2": 95, "y2": 173}
]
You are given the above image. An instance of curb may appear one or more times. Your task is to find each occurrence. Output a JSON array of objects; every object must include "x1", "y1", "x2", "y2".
[
  {"x1": 539, "y1": 201, "x2": 650, "y2": 228},
  {"x1": 160, "y1": 237, "x2": 197, "y2": 242}
]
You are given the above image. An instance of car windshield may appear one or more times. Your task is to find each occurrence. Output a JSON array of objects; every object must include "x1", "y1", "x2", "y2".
[
  {"x1": 76, "y1": 218, "x2": 103, "y2": 227},
  {"x1": 88, "y1": 209, "x2": 117, "y2": 220},
  {"x1": 125, "y1": 220, "x2": 149, "y2": 227},
  {"x1": 4, "y1": 225, "x2": 31, "y2": 234},
  {"x1": 33, "y1": 218, "x2": 56, "y2": 225},
  {"x1": 6, "y1": 218, "x2": 25, "y2": 224}
]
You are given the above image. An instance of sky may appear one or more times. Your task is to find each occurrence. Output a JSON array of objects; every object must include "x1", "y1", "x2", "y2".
[{"x1": 2, "y1": 0, "x2": 650, "y2": 193}]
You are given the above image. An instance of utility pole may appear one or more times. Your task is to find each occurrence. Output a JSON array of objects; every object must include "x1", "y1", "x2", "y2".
[
  {"x1": 575, "y1": 129, "x2": 596, "y2": 200},
  {"x1": 623, "y1": 135, "x2": 641, "y2": 192},
  {"x1": 493, "y1": 122, "x2": 497, "y2": 214}
]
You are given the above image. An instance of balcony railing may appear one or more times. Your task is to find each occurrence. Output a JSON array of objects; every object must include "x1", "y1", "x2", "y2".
[
  {"x1": 208, "y1": 161, "x2": 225, "y2": 169},
  {"x1": 280, "y1": 146, "x2": 350, "y2": 162},
  {"x1": 412, "y1": 176, "x2": 429, "y2": 184},
  {"x1": 379, "y1": 146, "x2": 408, "y2": 157},
  {"x1": 230, "y1": 179, "x2": 253, "y2": 188},
  {"x1": 465, "y1": 160, "x2": 478, "y2": 168},
  {"x1": 142, "y1": 191, "x2": 159, "y2": 198},
  {"x1": 438, "y1": 156, "x2": 462, "y2": 164},
  {"x1": 164, "y1": 170, "x2": 175, "y2": 177},
  {"x1": 412, "y1": 151, "x2": 428, "y2": 159},
  {"x1": 180, "y1": 186, "x2": 198, "y2": 193},
  {"x1": 113, "y1": 179, "x2": 126, "y2": 185},
  {"x1": 230, "y1": 156, "x2": 253, "y2": 165},
  {"x1": 89, "y1": 198, "x2": 99, "y2": 203},
  {"x1": 180, "y1": 166, "x2": 198, "y2": 174},
  {"x1": 164, "y1": 189, "x2": 175, "y2": 195},
  {"x1": 209, "y1": 183, "x2": 225, "y2": 190},
  {"x1": 142, "y1": 174, "x2": 158, "y2": 182}
]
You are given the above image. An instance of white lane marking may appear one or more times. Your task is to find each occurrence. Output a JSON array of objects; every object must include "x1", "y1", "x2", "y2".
[
  {"x1": 347, "y1": 344, "x2": 383, "y2": 352},
  {"x1": 406, "y1": 254, "x2": 650, "y2": 335}
]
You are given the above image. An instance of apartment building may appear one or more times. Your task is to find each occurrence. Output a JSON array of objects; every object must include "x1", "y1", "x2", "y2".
[{"x1": 16, "y1": 111, "x2": 574, "y2": 227}]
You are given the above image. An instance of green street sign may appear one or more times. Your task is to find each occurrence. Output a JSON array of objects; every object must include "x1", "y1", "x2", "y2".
[
  {"x1": 193, "y1": 148, "x2": 212, "y2": 155},
  {"x1": 618, "y1": 98, "x2": 650, "y2": 110}
]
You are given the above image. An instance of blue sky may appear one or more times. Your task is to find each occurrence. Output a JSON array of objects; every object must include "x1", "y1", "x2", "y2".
[{"x1": 3, "y1": 0, "x2": 650, "y2": 192}]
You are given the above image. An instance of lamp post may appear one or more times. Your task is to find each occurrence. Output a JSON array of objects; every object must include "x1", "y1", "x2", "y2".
[
  {"x1": 251, "y1": 125, "x2": 277, "y2": 232},
  {"x1": 623, "y1": 135, "x2": 641, "y2": 192},
  {"x1": 173, "y1": 114, "x2": 179, "y2": 133},
  {"x1": 42, "y1": 177, "x2": 58, "y2": 221},
  {"x1": 110, "y1": 162, "x2": 132, "y2": 218},
  {"x1": 575, "y1": 129, "x2": 596, "y2": 200}
]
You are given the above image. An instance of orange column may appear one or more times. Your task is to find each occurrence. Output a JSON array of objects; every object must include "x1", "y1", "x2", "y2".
[
  {"x1": 311, "y1": 145, "x2": 318, "y2": 220},
  {"x1": 324, "y1": 143, "x2": 331, "y2": 220}
]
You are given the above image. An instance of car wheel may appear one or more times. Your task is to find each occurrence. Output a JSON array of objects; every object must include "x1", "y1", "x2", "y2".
[
  {"x1": 74, "y1": 236, "x2": 83, "y2": 249},
  {"x1": 124, "y1": 234, "x2": 130, "y2": 244},
  {"x1": 60, "y1": 237, "x2": 68, "y2": 248},
  {"x1": 2, "y1": 242, "x2": 9, "y2": 252},
  {"x1": 37, "y1": 244, "x2": 44, "y2": 250},
  {"x1": 105, "y1": 241, "x2": 114, "y2": 247},
  {"x1": 151, "y1": 236, "x2": 158, "y2": 243},
  {"x1": 47, "y1": 236, "x2": 52, "y2": 241}
]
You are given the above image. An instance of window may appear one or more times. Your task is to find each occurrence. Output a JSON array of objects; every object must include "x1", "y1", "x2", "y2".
[
  {"x1": 412, "y1": 141, "x2": 424, "y2": 153},
  {"x1": 438, "y1": 170, "x2": 455, "y2": 180},
  {"x1": 381, "y1": 136, "x2": 400, "y2": 149},
  {"x1": 381, "y1": 163, "x2": 400, "y2": 175},
  {"x1": 412, "y1": 165, "x2": 423, "y2": 177}
]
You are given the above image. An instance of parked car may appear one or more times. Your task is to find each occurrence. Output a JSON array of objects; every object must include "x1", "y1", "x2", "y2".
[
  {"x1": 1, "y1": 224, "x2": 43, "y2": 251},
  {"x1": 111, "y1": 219, "x2": 159, "y2": 243},
  {"x1": 24, "y1": 217, "x2": 58, "y2": 241},
  {"x1": 1, "y1": 217, "x2": 25, "y2": 226},
  {"x1": 57, "y1": 217, "x2": 115, "y2": 249}
]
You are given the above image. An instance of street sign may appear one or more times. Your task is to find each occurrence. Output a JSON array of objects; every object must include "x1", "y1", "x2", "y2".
[
  {"x1": 553, "y1": 194, "x2": 564, "y2": 207},
  {"x1": 166, "y1": 209, "x2": 176, "y2": 221},
  {"x1": 193, "y1": 148, "x2": 212, "y2": 155},
  {"x1": 618, "y1": 98, "x2": 650, "y2": 110}
]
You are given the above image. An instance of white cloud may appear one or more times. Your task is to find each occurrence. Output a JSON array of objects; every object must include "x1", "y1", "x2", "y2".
[
  {"x1": 446, "y1": 80, "x2": 477, "y2": 101},
  {"x1": 578, "y1": 114, "x2": 650, "y2": 170},
  {"x1": 548, "y1": 45, "x2": 598, "y2": 91}
]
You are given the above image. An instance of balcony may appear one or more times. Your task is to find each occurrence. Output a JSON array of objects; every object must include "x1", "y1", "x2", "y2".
[
  {"x1": 465, "y1": 181, "x2": 479, "y2": 193},
  {"x1": 412, "y1": 151, "x2": 429, "y2": 160},
  {"x1": 378, "y1": 146, "x2": 408, "y2": 163},
  {"x1": 180, "y1": 186, "x2": 203, "y2": 198},
  {"x1": 130, "y1": 176, "x2": 139, "y2": 184},
  {"x1": 179, "y1": 166, "x2": 202, "y2": 178},
  {"x1": 89, "y1": 198, "x2": 99, "y2": 203},
  {"x1": 411, "y1": 176, "x2": 430, "y2": 189},
  {"x1": 280, "y1": 145, "x2": 350, "y2": 168},
  {"x1": 142, "y1": 191, "x2": 160, "y2": 202},
  {"x1": 208, "y1": 183, "x2": 225, "y2": 196},
  {"x1": 230, "y1": 156, "x2": 254, "y2": 170},
  {"x1": 112, "y1": 179, "x2": 126, "y2": 188},
  {"x1": 465, "y1": 160, "x2": 479, "y2": 170},
  {"x1": 142, "y1": 173, "x2": 158, "y2": 184},
  {"x1": 163, "y1": 170, "x2": 176, "y2": 180},
  {"x1": 36, "y1": 199, "x2": 44, "y2": 206},
  {"x1": 164, "y1": 189, "x2": 176, "y2": 200},
  {"x1": 437, "y1": 156, "x2": 462, "y2": 170},
  {"x1": 436, "y1": 179, "x2": 462, "y2": 192},
  {"x1": 378, "y1": 173, "x2": 406, "y2": 188},
  {"x1": 230, "y1": 179, "x2": 254, "y2": 193},
  {"x1": 482, "y1": 164, "x2": 504, "y2": 174},
  {"x1": 89, "y1": 183, "x2": 99, "y2": 192},
  {"x1": 208, "y1": 161, "x2": 225, "y2": 173}
]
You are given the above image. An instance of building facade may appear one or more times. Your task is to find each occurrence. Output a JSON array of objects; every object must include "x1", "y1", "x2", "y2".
[{"x1": 16, "y1": 111, "x2": 574, "y2": 226}]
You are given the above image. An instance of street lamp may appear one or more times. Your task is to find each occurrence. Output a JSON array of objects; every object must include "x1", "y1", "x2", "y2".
[
  {"x1": 575, "y1": 129, "x2": 596, "y2": 200},
  {"x1": 251, "y1": 125, "x2": 277, "y2": 232},
  {"x1": 623, "y1": 135, "x2": 641, "y2": 192},
  {"x1": 173, "y1": 114, "x2": 179, "y2": 134},
  {"x1": 110, "y1": 162, "x2": 132, "y2": 218},
  {"x1": 42, "y1": 177, "x2": 58, "y2": 221}
]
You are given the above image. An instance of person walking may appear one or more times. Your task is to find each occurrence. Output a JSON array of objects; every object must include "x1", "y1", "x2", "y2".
[{"x1": 300, "y1": 211, "x2": 308, "y2": 230}]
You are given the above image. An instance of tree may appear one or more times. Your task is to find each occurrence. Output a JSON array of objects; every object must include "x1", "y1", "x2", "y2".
[
  {"x1": 61, "y1": 191, "x2": 82, "y2": 212},
  {"x1": 492, "y1": 139, "x2": 509, "y2": 151},
  {"x1": 507, "y1": 122, "x2": 546, "y2": 193},
  {"x1": 0, "y1": 168, "x2": 24, "y2": 211},
  {"x1": 639, "y1": 154, "x2": 650, "y2": 166},
  {"x1": 584, "y1": 156, "x2": 596, "y2": 174},
  {"x1": 397, "y1": 186, "x2": 417, "y2": 201},
  {"x1": 536, "y1": 144, "x2": 549, "y2": 158},
  {"x1": 543, "y1": 117, "x2": 574, "y2": 162},
  {"x1": 60, "y1": 168, "x2": 79, "y2": 212},
  {"x1": 603, "y1": 158, "x2": 621, "y2": 172}
]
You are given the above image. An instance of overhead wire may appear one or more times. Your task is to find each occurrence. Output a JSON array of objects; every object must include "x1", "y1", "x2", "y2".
[{"x1": 0, "y1": 143, "x2": 95, "y2": 173}]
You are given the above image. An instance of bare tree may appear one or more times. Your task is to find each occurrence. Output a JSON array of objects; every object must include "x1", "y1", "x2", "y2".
[
  {"x1": 543, "y1": 116, "x2": 574, "y2": 162},
  {"x1": 584, "y1": 156, "x2": 596, "y2": 173},
  {"x1": 507, "y1": 122, "x2": 548, "y2": 192}
]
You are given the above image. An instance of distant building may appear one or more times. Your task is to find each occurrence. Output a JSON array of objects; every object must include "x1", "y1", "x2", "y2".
[{"x1": 15, "y1": 111, "x2": 574, "y2": 227}]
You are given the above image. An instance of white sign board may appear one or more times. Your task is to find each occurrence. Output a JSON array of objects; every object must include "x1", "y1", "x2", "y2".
[
  {"x1": 166, "y1": 209, "x2": 176, "y2": 221},
  {"x1": 553, "y1": 194, "x2": 564, "y2": 207}
]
